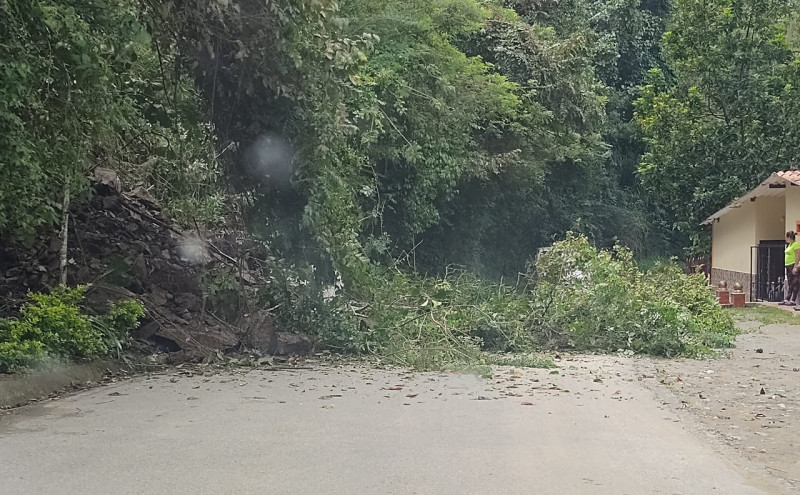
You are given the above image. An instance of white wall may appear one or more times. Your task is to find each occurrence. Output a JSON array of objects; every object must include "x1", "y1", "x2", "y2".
[
  {"x1": 786, "y1": 185, "x2": 800, "y2": 234},
  {"x1": 756, "y1": 195, "x2": 785, "y2": 242},
  {"x1": 712, "y1": 200, "x2": 756, "y2": 274}
]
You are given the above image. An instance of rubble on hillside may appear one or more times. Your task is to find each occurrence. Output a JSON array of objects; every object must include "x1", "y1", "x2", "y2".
[{"x1": 0, "y1": 168, "x2": 311, "y2": 360}]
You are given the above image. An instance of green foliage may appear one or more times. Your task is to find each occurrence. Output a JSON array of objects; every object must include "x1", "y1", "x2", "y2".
[
  {"x1": 636, "y1": 0, "x2": 800, "y2": 250},
  {"x1": 406, "y1": 0, "x2": 674, "y2": 276},
  {"x1": 147, "y1": 0, "x2": 380, "y2": 284},
  {"x1": 367, "y1": 269, "x2": 533, "y2": 369},
  {"x1": 342, "y1": 0, "x2": 533, "y2": 239},
  {"x1": 0, "y1": 319, "x2": 45, "y2": 373},
  {"x1": 203, "y1": 265, "x2": 247, "y2": 322},
  {"x1": 147, "y1": 0, "x2": 671, "y2": 284},
  {"x1": 292, "y1": 267, "x2": 533, "y2": 369},
  {"x1": 0, "y1": 0, "x2": 231, "y2": 241},
  {"x1": 1, "y1": 0, "x2": 752, "y2": 370},
  {"x1": 0, "y1": 0, "x2": 149, "y2": 240},
  {"x1": 263, "y1": 261, "x2": 363, "y2": 352},
  {"x1": 12, "y1": 286, "x2": 101, "y2": 359},
  {"x1": 0, "y1": 286, "x2": 143, "y2": 373},
  {"x1": 530, "y1": 234, "x2": 737, "y2": 357},
  {"x1": 91, "y1": 299, "x2": 145, "y2": 359}
]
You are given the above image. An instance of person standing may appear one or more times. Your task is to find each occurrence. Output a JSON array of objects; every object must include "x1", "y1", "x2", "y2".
[{"x1": 783, "y1": 231, "x2": 800, "y2": 305}]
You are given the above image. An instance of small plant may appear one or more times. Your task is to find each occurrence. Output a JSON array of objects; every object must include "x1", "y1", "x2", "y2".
[
  {"x1": 0, "y1": 318, "x2": 45, "y2": 373},
  {"x1": 346, "y1": 268, "x2": 533, "y2": 370},
  {"x1": 205, "y1": 265, "x2": 253, "y2": 322},
  {"x1": 730, "y1": 305, "x2": 800, "y2": 327},
  {"x1": 12, "y1": 286, "x2": 101, "y2": 359},
  {"x1": 91, "y1": 299, "x2": 145, "y2": 359},
  {"x1": 0, "y1": 286, "x2": 144, "y2": 373}
]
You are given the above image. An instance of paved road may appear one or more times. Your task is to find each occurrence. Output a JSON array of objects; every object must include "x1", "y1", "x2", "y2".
[{"x1": 0, "y1": 360, "x2": 784, "y2": 494}]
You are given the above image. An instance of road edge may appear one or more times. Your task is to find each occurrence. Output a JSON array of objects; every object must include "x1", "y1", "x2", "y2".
[{"x1": 0, "y1": 361, "x2": 125, "y2": 408}]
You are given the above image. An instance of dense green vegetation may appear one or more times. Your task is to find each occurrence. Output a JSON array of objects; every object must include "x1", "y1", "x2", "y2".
[
  {"x1": 636, "y1": 0, "x2": 800, "y2": 250},
  {"x1": 531, "y1": 235, "x2": 735, "y2": 356},
  {"x1": 3, "y1": 0, "x2": 786, "y2": 368},
  {"x1": 0, "y1": 286, "x2": 144, "y2": 372}
]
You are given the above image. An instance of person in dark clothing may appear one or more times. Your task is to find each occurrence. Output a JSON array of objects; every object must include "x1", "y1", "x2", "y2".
[{"x1": 783, "y1": 231, "x2": 800, "y2": 305}]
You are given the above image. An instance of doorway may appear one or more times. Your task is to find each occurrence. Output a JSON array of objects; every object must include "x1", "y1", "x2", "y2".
[{"x1": 752, "y1": 241, "x2": 785, "y2": 301}]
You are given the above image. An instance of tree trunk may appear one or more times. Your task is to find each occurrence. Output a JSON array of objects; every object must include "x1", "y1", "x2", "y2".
[{"x1": 59, "y1": 176, "x2": 71, "y2": 286}]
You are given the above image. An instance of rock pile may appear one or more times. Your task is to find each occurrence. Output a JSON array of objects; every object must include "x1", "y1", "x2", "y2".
[{"x1": 0, "y1": 168, "x2": 311, "y2": 359}]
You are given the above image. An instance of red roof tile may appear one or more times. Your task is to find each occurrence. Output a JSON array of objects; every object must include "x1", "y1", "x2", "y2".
[{"x1": 777, "y1": 170, "x2": 800, "y2": 185}]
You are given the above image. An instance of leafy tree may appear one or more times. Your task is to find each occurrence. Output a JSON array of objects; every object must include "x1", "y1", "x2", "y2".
[
  {"x1": 0, "y1": 0, "x2": 148, "y2": 242},
  {"x1": 636, "y1": 0, "x2": 800, "y2": 250},
  {"x1": 341, "y1": 0, "x2": 537, "y2": 244},
  {"x1": 145, "y1": 0, "x2": 380, "y2": 285},
  {"x1": 411, "y1": 0, "x2": 613, "y2": 275}
]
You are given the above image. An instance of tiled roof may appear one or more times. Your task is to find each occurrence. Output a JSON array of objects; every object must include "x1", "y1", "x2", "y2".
[
  {"x1": 702, "y1": 171, "x2": 800, "y2": 224},
  {"x1": 777, "y1": 170, "x2": 800, "y2": 185}
]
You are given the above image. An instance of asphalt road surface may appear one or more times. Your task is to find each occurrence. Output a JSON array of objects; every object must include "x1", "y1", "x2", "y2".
[{"x1": 0, "y1": 359, "x2": 786, "y2": 494}]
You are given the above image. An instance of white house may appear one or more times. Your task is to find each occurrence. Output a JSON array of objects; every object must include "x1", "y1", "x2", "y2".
[{"x1": 703, "y1": 171, "x2": 800, "y2": 301}]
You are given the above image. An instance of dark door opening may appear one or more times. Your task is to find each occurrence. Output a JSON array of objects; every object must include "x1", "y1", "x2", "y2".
[{"x1": 752, "y1": 241, "x2": 785, "y2": 301}]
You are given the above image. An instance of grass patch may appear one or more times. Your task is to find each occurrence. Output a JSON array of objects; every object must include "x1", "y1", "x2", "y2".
[{"x1": 730, "y1": 305, "x2": 800, "y2": 326}]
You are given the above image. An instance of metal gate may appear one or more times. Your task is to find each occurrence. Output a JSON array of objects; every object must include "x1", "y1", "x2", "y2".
[{"x1": 751, "y1": 242, "x2": 785, "y2": 302}]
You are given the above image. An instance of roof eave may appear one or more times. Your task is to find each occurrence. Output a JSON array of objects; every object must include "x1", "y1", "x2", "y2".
[{"x1": 701, "y1": 172, "x2": 791, "y2": 225}]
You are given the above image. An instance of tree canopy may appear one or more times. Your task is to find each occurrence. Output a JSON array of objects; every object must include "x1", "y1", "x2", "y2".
[
  {"x1": 5, "y1": 0, "x2": 800, "y2": 277},
  {"x1": 636, "y1": 0, "x2": 800, "y2": 250}
]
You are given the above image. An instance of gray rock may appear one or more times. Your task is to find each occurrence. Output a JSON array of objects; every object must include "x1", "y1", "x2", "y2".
[
  {"x1": 236, "y1": 310, "x2": 277, "y2": 355},
  {"x1": 148, "y1": 286, "x2": 170, "y2": 307},
  {"x1": 269, "y1": 332, "x2": 314, "y2": 356},
  {"x1": 102, "y1": 195, "x2": 119, "y2": 210},
  {"x1": 154, "y1": 323, "x2": 238, "y2": 351},
  {"x1": 174, "y1": 292, "x2": 202, "y2": 313},
  {"x1": 93, "y1": 167, "x2": 122, "y2": 193},
  {"x1": 133, "y1": 321, "x2": 160, "y2": 340}
]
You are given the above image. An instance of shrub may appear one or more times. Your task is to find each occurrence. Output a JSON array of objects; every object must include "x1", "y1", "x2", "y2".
[
  {"x1": 529, "y1": 234, "x2": 736, "y2": 357},
  {"x1": 0, "y1": 318, "x2": 45, "y2": 373},
  {"x1": 91, "y1": 299, "x2": 146, "y2": 359},
  {"x1": 0, "y1": 286, "x2": 144, "y2": 373},
  {"x1": 12, "y1": 286, "x2": 100, "y2": 359}
]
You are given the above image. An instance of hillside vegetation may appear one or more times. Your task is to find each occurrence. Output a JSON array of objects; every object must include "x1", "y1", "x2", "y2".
[{"x1": 3, "y1": 0, "x2": 792, "y2": 368}]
